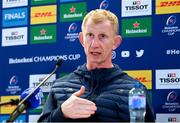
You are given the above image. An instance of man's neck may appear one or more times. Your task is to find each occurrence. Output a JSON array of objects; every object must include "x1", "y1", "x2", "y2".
[{"x1": 86, "y1": 63, "x2": 114, "y2": 70}]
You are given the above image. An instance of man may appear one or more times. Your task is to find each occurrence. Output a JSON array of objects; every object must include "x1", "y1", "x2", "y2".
[{"x1": 38, "y1": 9, "x2": 154, "y2": 122}]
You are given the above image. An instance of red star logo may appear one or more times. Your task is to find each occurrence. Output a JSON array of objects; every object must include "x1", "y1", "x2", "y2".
[
  {"x1": 133, "y1": 22, "x2": 140, "y2": 28},
  {"x1": 40, "y1": 29, "x2": 46, "y2": 35},
  {"x1": 70, "y1": 6, "x2": 76, "y2": 13}
]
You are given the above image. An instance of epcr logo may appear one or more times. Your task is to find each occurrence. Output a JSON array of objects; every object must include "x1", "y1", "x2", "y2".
[
  {"x1": 9, "y1": 75, "x2": 18, "y2": 85},
  {"x1": 99, "y1": 0, "x2": 109, "y2": 10},
  {"x1": 68, "y1": 23, "x2": 78, "y2": 33},
  {"x1": 112, "y1": 51, "x2": 116, "y2": 59},
  {"x1": 167, "y1": 91, "x2": 177, "y2": 102},
  {"x1": 166, "y1": 15, "x2": 176, "y2": 27}
]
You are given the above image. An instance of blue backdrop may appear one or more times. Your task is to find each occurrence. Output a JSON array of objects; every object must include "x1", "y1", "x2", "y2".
[{"x1": 0, "y1": 0, "x2": 180, "y2": 122}]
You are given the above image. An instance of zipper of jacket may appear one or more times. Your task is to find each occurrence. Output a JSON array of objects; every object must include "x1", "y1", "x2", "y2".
[{"x1": 87, "y1": 70, "x2": 100, "y2": 102}]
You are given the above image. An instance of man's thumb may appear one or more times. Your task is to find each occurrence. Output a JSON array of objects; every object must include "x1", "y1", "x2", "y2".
[{"x1": 73, "y1": 86, "x2": 85, "y2": 97}]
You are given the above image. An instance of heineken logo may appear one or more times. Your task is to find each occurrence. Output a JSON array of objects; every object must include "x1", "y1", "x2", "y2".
[
  {"x1": 133, "y1": 22, "x2": 140, "y2": 28},
  {"x1": 122, "y1": 17, "x2": 152, "y2": 37},
  {"x1": 60, "y1": 2, "x2": 86, "y2": 22},
  {"x1": 126, "y1": 29, "x2": 147, "y2": 34},
  {"x1": 31, "y1": 25, "x2": 56, "y2": 44},
  {"x1": 40, "y1": 29, "x2": 46, "y2": 35},
  {"x1": 64, "y1": 13, "x2": 82, "y2": 19},
  {"x1": 34, "y1": 36, "x2": 52, "y2": 40},
  {"x1": 126, "y1": 21, "x2": 147, "y2": 34},
  {"x1": 34, "y1": 28, "x2": 52, "y2": 40},
  {"x1": 70, "y1": 6, "x2": 76, "y2": 13},
  {"x1": 64, "y1": 6, "x2": 82, "y2": 19}
]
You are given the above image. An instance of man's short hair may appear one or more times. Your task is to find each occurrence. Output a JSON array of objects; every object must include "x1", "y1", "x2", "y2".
[{"x1": 81, "y1": 9, "x2": 119, "y2": 35}]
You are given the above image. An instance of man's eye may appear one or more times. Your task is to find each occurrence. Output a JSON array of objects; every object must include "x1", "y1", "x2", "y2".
[
  {"x1": 88, "y1": 33, "x2": 93, "y2": 37},
  {"x1": 100, "y1": 34, "x2": 107, "y2": 38},
  {"x1": 87, "y1": 33, "x2": 94, "y2": 39}
]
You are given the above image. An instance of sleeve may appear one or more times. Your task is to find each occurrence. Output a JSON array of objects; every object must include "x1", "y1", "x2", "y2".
[{"x1": 37, "y1": 90, "x2": 66, "y2": 122}]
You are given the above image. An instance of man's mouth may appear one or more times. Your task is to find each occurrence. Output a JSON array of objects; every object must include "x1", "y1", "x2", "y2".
[{"x1": 91, "y1": 52, "x2": 101, "y2": 56}]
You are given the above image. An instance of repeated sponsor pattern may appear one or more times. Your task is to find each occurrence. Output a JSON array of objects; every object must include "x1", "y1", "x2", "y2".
[{"x1": 0, "y1": 0, "x2": 180, "y2": 122}]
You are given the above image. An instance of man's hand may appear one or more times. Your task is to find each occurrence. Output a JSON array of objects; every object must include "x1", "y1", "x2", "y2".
[{"x1": 61, "y1": 86, "x2": 97, "y2": 119}]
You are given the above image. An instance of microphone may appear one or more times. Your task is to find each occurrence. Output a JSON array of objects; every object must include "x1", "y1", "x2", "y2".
[
  {"x1": 0, "y1": 99, "x2": 19, "y2": 106},
  {"x1": 7, "y1": 87, "x2": 43, "y2": 123},
  {"x1": 7, "y1": 59, "x2": 63, "y2": 122},
  {"x1": 20, "y1": 87, "x2": 43, "y2": 109}
]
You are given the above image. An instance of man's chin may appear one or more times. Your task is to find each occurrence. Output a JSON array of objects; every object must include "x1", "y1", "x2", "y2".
[{"x1": 89, "y1": 60, "x2": 104, "y2": 66}]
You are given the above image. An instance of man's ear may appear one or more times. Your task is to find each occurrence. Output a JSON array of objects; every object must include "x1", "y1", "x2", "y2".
[
  {"x1": 79, "y1": 32, "x2": 84, "y2": 47},
  {"x1": 113, "y1": 35, "x2": 122, "y2": 50}
]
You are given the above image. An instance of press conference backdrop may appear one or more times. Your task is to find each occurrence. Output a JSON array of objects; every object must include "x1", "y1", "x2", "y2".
[{"x1": 0, "y1": 0, "x2": 180, "y2": 122}]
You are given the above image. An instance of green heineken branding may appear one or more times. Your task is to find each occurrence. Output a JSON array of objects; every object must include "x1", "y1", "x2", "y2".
[
  {"x1": 31, "y1": 0, "x2": 56, "y2": 5},
  {"x1": 60, "y1": 2, "x2": 86, "y2": 22},
  {"x1": 122, "y1": 17, "x2": 152, "y2": 37},
  {"x1": 31, "y1": 25, "x2": 56, "y2": 44}
]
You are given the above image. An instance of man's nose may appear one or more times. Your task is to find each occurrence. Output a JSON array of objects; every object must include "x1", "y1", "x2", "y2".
[{"x1": 90, "y1": 37, "x2": 100, "y2": 48}]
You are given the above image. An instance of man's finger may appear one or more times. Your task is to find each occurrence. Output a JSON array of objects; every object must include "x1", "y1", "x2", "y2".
[{"x1": 73, "y1": 86, "x2": 85, "y2": 97}]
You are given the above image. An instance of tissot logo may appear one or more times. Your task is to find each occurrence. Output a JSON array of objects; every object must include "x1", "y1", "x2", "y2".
[
  {"x1": 156, "y1": 0, "x2": 180, "y2": 14},
  {"x1": 60, "y1": 2, "x2": 86, "y2": 22},
  {"x1": 3, "y1": 0, "x2": 28, "y2": 8},
  {"x1": 127, "y1": 1, "x2": 148, "y2": 10},
  {"x1": 3, "y1": 8, "x2": 28, "y2": 27},
  {"x1": 122, "y1": 0, "x2": 152, "y2": 17},
  {"x1": 167, "y1": 73, "x2": 176, "y2": 77},
  {"x1": 156, "y1": 69, "x2": 180, "y2": 89},
  {"x1": 99, "y1": 0, "x2": 109, "y2": 9},
  {"x1": 29, "y1": 74, "x2": 56, "y2": 92},
  {"x1": 160, "y1": 73, "x2": 180, "y2": 83},
  {"x1": 31, "y1": 5, "x2": 57, "y2": 25},
  {"x1": 2, "y1": 27, "x2": 27, "y2": 47}
]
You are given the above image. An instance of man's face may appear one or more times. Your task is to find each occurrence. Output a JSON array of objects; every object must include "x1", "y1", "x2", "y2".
[{"x1": 79, "y1": 19, "x2": 121, "y2": 68}]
